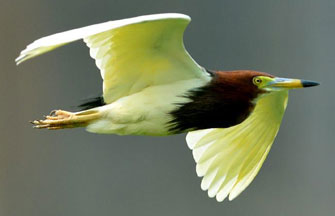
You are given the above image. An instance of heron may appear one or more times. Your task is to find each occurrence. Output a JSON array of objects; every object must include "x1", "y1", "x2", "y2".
[{"x1": 16, "y1": 13, "x2": 319, "y2": 202}]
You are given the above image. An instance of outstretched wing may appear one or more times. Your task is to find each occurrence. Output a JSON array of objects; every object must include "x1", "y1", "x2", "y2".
[
  {"x1": 16, "y1": 13, "x2": 206, "y2": 103},
  {"x1": 186, "y1": 91, "x2": 289, "y2": 202}
]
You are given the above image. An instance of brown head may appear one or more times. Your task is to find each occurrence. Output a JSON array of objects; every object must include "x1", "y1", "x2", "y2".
[
  {"x1": 210, "y1": 70, "x2": 274, "y2": 103},
  {"x1": 169, "y1": 70, "x2": 319, "y2": 133}
]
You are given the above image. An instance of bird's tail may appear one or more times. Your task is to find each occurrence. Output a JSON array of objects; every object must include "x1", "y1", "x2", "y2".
[{"x1": 78, "y1": 96, "x2": 106, "y2": 111}]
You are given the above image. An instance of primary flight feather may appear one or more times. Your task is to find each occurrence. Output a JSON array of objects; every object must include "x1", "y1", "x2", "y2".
[{"x1": 16, "y1": 13, "x2": 319, "y2": 202}]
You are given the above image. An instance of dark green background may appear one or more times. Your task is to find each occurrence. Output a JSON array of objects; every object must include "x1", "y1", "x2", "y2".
[{"x1": 1, "y1": 0, "x2": 334, "y2": 215}]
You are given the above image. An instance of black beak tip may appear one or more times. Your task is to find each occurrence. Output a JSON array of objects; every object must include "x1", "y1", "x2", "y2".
[{"x1": 301, "y1": 80, "x2": 320, "y2": 88}]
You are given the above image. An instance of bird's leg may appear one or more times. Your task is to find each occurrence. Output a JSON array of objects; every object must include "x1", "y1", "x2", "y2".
[{"x1": 31, "y1": 109, "x2": 101, "y2": 130}]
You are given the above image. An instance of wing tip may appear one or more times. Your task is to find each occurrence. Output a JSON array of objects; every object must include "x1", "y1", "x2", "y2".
[
  {"x1": 15, "y1": 13, "x2": 191, "y2": 66},
  {"x1": 15, "y1": 48, "x2": 36, "y2": 65},
  {"x1": 15, "y1": 51, "x2": 28, "y2": 65},
  {"x1": 228, "y1": 192, "x2": 239, "y2": 201},
  {"x1": 15, "y1": 56, "x2": 23, "y2": 65}
]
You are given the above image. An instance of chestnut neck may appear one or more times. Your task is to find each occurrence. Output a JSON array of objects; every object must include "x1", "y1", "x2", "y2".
[{"x1": 168, "y1": 70, "x2": 267, "y2": 133}]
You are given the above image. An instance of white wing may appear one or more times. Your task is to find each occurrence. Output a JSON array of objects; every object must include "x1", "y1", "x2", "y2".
[
  {"x1": 16, "y1": 13, "x2": 207, "y2": 103},
  {"x1": 186, "y1": 91, "x2": 289, "y2": 202}
]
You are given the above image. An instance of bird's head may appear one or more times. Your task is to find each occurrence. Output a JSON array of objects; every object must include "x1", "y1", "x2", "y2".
[{"x1": 213, "y1": 70, "x2": 319, "y2": 101}]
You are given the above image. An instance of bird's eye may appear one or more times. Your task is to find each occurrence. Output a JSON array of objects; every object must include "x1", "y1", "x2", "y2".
[{"x1": 253, "y1": 77, "x2": 262, "y2": 85}]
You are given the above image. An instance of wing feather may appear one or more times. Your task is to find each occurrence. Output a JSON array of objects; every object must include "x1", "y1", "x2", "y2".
[
  {"x1": 186, "y1": 91, "x2": 289, "y2": 202},
  {"x1": 16, "y1": 13, "x2": 207, "y2": 103}
]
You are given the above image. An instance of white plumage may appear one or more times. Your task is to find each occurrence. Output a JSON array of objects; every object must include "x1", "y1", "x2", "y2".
[{"x1": 16, "y1": 13, "x2": 291, "y2": 202}]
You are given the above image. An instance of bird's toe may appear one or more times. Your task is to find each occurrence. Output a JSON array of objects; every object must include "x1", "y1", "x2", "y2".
[{"x1": 30, "y1": 109, "x2": 101, "y2": 130}]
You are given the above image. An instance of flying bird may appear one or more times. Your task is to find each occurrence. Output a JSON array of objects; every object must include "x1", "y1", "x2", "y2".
[{"x1": 16, "y1": 13, "x2": 319, "y2": 202}]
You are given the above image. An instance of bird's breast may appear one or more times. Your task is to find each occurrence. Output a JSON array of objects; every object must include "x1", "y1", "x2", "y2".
[{"x1": 168, "y1": 84, "x2": 257, "y2": 133}]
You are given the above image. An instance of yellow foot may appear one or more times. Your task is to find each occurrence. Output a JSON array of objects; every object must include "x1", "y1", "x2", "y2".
[{"x1": 31, "y1": 109, "x2": 101, "y2": 130}]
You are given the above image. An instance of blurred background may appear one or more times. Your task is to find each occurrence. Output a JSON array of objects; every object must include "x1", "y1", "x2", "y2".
[{"x1": 1, "y1": 0, "x2": 334, "y2": 215}]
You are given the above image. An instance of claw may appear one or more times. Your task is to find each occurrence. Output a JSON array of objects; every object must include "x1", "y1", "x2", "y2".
[
  {"x1": 33, "y1": 124, "x2": 50, "y2": 129},
  {"x1": 47, "y1": 126, "x2": 63, "y2": 130},
  {"x1": 32, "y1": 120, "x2": 41, "y2": 125},
  {"x1": 31, "y1": 109, "x2": 101, "y2": 130},
  {"x1": 45, "y1": 115, "x2": 58, "y2": 120},
  {"x1": 49, "y1": 110, "x2": 57, "y2": 116}
]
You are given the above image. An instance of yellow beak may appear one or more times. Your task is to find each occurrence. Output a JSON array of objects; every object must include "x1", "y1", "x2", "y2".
[{"x1": 267, "y1": 77, "x2": 319, "y2": 90}]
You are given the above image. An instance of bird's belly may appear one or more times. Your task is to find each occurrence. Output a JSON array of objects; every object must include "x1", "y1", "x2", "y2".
[{"x1": 86, "y1": 78, "x2": 208, "y2": 136}]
